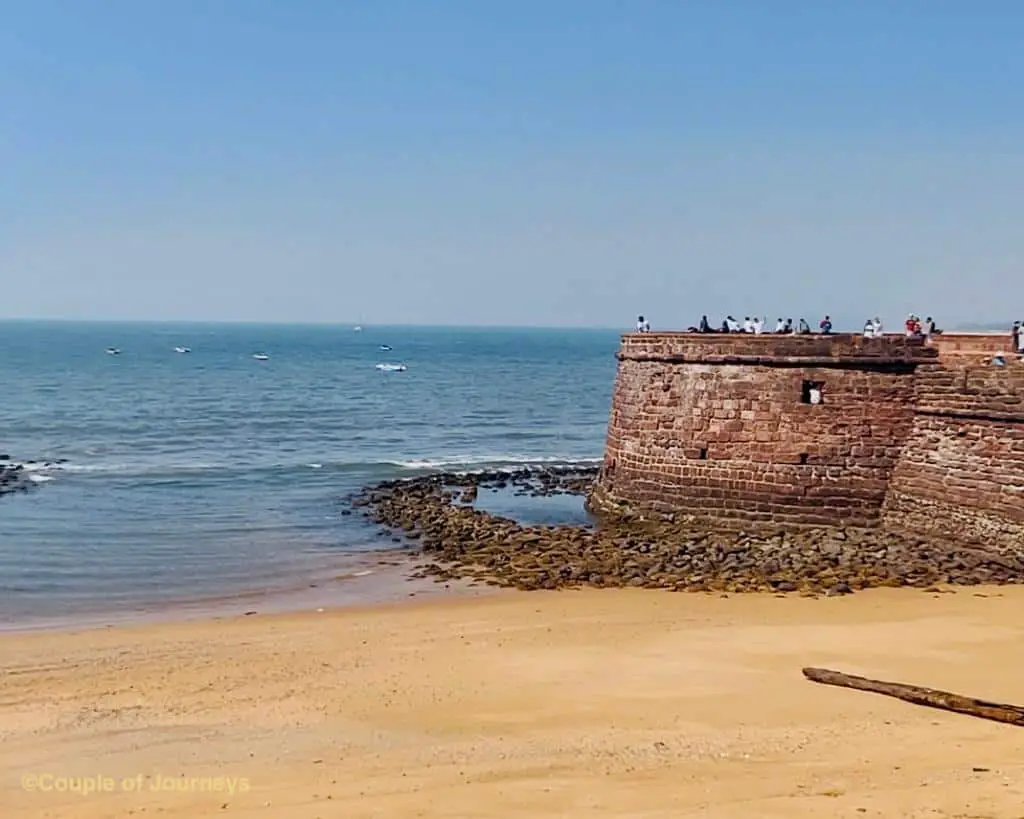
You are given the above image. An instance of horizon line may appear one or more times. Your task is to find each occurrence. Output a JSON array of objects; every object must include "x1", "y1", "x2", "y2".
[
  {"x1": 0, "y1": 317, "x2": 628, "y2": 331},
  {"x1": 0, "y1": 317, "x2": 1012, "y2": 332}
]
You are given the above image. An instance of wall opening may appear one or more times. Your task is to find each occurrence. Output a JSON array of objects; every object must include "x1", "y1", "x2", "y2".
[
  {"x1": 801, "y1": 380, "x2": 824, "y2": 405},
  {"x1": 698, "y1": 447, "x2": 708, "y2": 460},
  {"x1": 798, "y1": 452, "x2": 809, "y2": 465}
]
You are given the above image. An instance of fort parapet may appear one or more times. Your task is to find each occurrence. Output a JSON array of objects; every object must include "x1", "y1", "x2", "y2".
[{"x1": 588, "y1": 332, "x2": 1024, "y2": 549}]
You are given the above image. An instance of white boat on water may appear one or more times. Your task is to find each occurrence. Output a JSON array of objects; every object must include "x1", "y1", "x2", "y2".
[
  {"x1": 105, "y1": 347, "x2": 121, "y2": 355},
  {"x1": 375, "y1": 362, "x2": 406, "y2": 372},
  {"x1": 353, "y1": 325, "x2": 362, "y2": 332},
  {"x1": 253, "y1": 353, "x2": 270, "y2": 361},
  {"x1": 174, "y1": 346, "x2": 191, "y2": 354},
  {"x1": 379, "y1": 344, "x2": 392, "y2": 351}
]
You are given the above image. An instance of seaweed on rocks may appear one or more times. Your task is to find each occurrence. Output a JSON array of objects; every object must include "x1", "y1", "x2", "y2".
[{"x1": 347, "y1": 466, "x2": 1024, "y2": 596}]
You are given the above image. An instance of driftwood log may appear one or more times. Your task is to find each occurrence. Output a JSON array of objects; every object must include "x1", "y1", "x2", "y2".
[{"x1": 802, "y1": 667, "x2": 1024, "y2": 727}]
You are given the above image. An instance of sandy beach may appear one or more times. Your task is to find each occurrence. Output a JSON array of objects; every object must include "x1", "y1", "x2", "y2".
[{"x1": 4, "y1": 587, "x2": 1024, "y2": 818}]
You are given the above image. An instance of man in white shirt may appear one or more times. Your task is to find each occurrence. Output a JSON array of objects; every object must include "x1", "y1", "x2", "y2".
[{"x1": 635, "y1": 315, "x2": 650, "y2": 333}]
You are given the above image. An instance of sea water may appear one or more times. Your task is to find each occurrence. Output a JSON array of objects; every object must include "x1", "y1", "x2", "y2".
[{"x1": 0, "y1": 322, "x2": 618, "y2": 626}]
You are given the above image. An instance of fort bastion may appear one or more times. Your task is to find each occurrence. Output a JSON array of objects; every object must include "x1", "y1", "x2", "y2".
[{"x1": 588, "y1": 331, "x2": 1023, "y2": 549}]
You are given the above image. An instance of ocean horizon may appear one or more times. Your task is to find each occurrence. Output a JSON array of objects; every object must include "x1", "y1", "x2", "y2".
[
  {"x1": 0, "y1": 322, "x2": 618, "y2": 627},
  {"x1": 0, "y1": 318, "x2": 630, "y2": 331}
]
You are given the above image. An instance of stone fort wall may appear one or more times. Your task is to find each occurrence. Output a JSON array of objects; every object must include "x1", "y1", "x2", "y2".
[
  {"x1": 882, "y1": 359, "x2": 1024, "y2": 549},
  {"x1": 589, "y1": 332, "x2": 1023, "y2": 547}
]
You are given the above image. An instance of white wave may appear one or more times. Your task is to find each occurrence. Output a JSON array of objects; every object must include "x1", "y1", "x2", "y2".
[
  {"x1": 19, "y1": 462, "x2": 60, "y2": 473},
  {"x1": 28, "y1": 474, "x2": 54, "y2": 483},
  {"x1": 25, "y1": 453, "x2": 601, "y2": 480},
  {"x1": 391, "y1": 455, "x2": 602, "y2": 470},
  {"x1": 48, "y1": 460, "x2": 230, "y2": 476}
]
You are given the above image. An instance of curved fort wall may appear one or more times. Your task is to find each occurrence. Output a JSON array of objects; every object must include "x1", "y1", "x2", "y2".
[
  {"x1": 589, "y1": 332, "x2": 1023, "y2": 544},
  {"x1": 588, "y1": 334, "x2": 935, "y2": 528}
]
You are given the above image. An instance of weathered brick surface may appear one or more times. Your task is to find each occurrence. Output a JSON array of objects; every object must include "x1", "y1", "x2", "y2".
[
  {"x1": 930, "y1": 332, "x2": 1018, "y2": 359},
  {"x1": 619, "y1": 332, "x2": 936, "y2": 365},
  {"x1": 914, "y1": 363, "x2": 1024, "y2": 422},
  {"x1": 882, "y1": 362, "x2": 1024, "y2": 548},
  {"x1": 590, "y1": 332, "x2": 1024, "y2": 544},
  {"x1": 592, "y1": 334, "x2": 928, "y2": 528}
]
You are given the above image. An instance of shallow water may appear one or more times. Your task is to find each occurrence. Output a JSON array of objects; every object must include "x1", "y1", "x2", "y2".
[
  {"x1": 0, "y1": 322, "x2": 617, "y2": 624},
  {"x1": 474, "y1": 485, "x2": 595, "y2": 527}
]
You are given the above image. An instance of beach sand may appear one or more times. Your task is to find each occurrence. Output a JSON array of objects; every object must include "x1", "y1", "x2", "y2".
[{"x1": 3, "y1": 587, "x2": 1024, "y2": 818}]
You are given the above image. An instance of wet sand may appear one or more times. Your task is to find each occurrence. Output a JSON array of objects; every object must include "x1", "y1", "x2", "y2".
[
  {"x1": 3, "y1": 586, "x2": 1024, "y2": 818},
  {"x1": 0, "y1": 549, "x2": 496, "y2": 634}
]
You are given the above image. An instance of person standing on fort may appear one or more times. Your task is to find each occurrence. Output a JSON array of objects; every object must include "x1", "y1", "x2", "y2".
[
  {"x1": 698, "y1": 315, "x2": 711, "y2": 333},
  {"x1": 819, "y1": 315, "x2": 833, "y2": 334},
  {"x1": 798, "y1": 318, "x2": 811, "y2": 334},
  {"x1": 635, "y1": 315, "x2": 650, "y2": 333},
  {"x1": 908, "y1": 314, "x2": 925, "y2": 336},
  {"x1": 774, "y1": 317, "x2": 786, "y2": 333},
  {"x1": 1013, "y1": 321, "x2": 1021, "y2": 352}
]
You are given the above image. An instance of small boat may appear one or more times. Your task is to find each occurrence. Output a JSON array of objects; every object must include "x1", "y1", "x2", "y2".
[
  {"x1": 174, "y1": 346, "x2": 191, "y2": 354},
  {"x1": 375, "y1": 362, "x2": 407, "y2": 372},
  {"x1": 379, "y1": 344, "x2": 392, "y2": 351},
  {"x1": 353, "y1": 326, "x2": 363, "y2": 332},
  {"x1": 105, "y1": 347, "x2": 121, "y2": 355},
  {"x1": 253, "y1": 353, "x2": 270, "y2": 361}
]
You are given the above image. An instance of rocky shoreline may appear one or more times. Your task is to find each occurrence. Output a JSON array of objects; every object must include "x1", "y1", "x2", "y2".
[
  {"x1": 350, "y1": 466, "x2": 1024, "y2": 596},
  {"x1": 0, "y1": 456, "x2": 63, "y2": 497}
]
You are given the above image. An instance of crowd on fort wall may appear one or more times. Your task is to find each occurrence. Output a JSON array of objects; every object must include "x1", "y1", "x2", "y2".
[{"x1": 590, "y1": 330, "x2": 1023, "y2": 550}]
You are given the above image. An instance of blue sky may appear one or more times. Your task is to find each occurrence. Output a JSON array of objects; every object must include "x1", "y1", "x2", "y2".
[{"x1": 2, "y1": 0, "x2": 1022, "y2": 328}]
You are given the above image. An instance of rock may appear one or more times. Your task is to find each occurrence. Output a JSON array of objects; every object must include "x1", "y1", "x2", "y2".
[
  {"x1": 0, "y1": 458, "x2": 53, "y2": 497},
  {"x1": 346, "y1": 466, "x2": 1024, "y2": 597}
]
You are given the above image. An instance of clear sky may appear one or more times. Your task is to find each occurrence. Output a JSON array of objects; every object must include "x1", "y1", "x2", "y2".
[{"x1": 3, "y1": 0, "x2": 1022, "y2": 329}]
